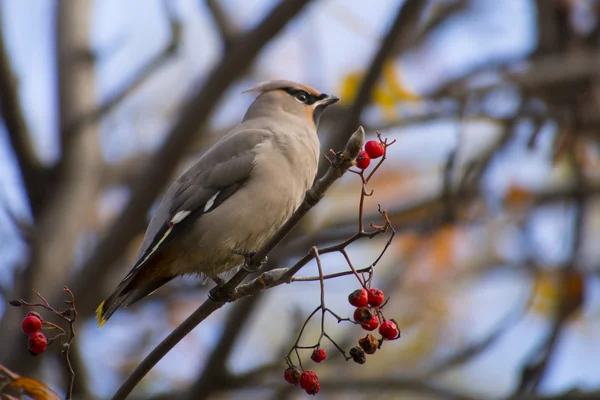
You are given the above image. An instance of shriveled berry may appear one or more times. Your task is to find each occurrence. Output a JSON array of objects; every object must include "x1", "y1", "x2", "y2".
[
  {"x1": 368, "y1": 288, "x2": 385, "y2": 307},
  {"x1": 355, "y1": 150, "x2": 371, "y2": 169},
  {"x1": 311, "y1": 348, "x2": 327, "y2": 363},
  {"x1": 361, "y1": 315, "x2": 380, "y2": 331},
  {"x1": 353, "y1": 307, "x2": 373, "y2": 324},
  {"x1": 348, "y1": 288, "x2": 369, "y2": 307},
  {"x1": 350, "y1": 346, "x2": 367, "y2": 364},
  {"x1": 365, "y1": 140, "x2": 385, "y2": 159},
  {"x1": 284, "y1": 367, "x2": 301, "y2": 385},
  {"x1": 21, "y1": 315, "x2": 42, "y2": 334},
  {"x1": 379, "y1": 319, "x2": 400, "y2": 340},
  {"x1": 300, "y1": 370, "x2": 319, "y2": 394},
  {"x1": 358, "y1": 334, "x2": 380, "y2": 354},
  {"x1": 28, "y1": 331, "x2": 47, "y2": 355}
]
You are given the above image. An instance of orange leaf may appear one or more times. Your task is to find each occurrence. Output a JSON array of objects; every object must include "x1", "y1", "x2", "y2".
[
  {"x1": 504, "y1": 184, "x2": 534, "y2": 208},
  {"x1": 7, "y1": 377, "x2": 61, "y2": 400}
]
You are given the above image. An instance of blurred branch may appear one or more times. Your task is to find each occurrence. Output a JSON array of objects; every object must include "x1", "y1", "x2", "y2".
[
  {"x1": 0, "y1": 9, "x2": 45, "y2": 211},
  {"x1": 320, "y1": 0, "x2": 426, "y2": 176},
  {"x1": 423, "y1": 281, "x2": 531, "y2": 378},
  {"x1": 513, "y1": 142, "x2": 587, "y2": 397},
  {"x1": 63, "y1": 0, "x2": 182, "y2": 137},
  {"x1": 70, "y1": 0, "x2": 315, "y2": 318},
  {"x1": 109, "y1": 126, "x2": 364, "y2": 400},
  {"x1": 185, "y1": 296, "x2": 262, "y2": 400},
  {"x1": 205, "y1": 0, "x2": 236, "y2": 49}
]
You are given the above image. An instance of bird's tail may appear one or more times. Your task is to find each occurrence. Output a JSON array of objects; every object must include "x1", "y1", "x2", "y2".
[{"x1": 96, "y1": 272, "x2": 174, "y2": 327}]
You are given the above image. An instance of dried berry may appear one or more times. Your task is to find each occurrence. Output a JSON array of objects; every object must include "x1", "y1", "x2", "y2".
[
  {"x1": 348, "y1": 288, "x2": 369, "y2": 307},
  {"x1": 356, "y1": 150, "x2": 371, "y2": 169},
  {"x1": 21, "y1": 315, "x2": 42, "y2": 334},
  {"x1": 379, "y1": 319, "x2": 400, "y2": 340},
  {"x1": 349, "y1": 346, "x2": 367, "y2": 364},
  {"x1": 358, "y1": 334, "x2": 379, "y2": 354},
  {"x1": 361, "y1": 315, "x2": 380, "y2": 331},
  {"x1": 311, "y1": 348, "x2": 327, "y2": 363},
  {"x1": 365, "y1": 140, "x2": 385, "y2": 159},
  {"x1": 353, "y1": 307, "x2": 373, "y2": 324},
  {"x1": 300, "y1": 370, "x2": 320, "y2": 394},
  {"x1": 368, "y1": 288, "x2": 385, "y2": 307},
  {"x1": 28, "y1": 331, "x2": 47, "y2": 355},
  {"x1": 284, "y1": 366, "x2": 301, "y2": 385}
]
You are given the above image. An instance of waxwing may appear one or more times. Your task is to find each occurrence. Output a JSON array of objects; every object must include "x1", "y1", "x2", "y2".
[{"x1": 96, "y1": 80, "x2": 339, "y2": 326}]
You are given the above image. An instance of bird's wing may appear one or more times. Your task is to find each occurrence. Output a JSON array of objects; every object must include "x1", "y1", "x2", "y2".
[{"x1": 128, "y1": 128, "x2": 271, "y2": 275}]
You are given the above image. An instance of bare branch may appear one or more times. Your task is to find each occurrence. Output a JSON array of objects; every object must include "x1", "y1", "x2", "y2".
[
  {"x1": 319, "y1": 0, "x2": 425, "y2": 176},
  {"x1": 0, "y1": 7, "x2": 44, "y2": 210},
  {"x1": 63, "y1": 0, "x2": 182, "y2": 137},
  {"x1": 205, "y1": 0, "x2": 237, "y2": 48}
]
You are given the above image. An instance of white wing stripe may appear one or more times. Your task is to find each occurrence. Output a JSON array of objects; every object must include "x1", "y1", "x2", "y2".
[
  {"x1": 171, "y1": 210, "x2": 191, "y2": 224},
  {"x1": 204, "y1": 192, "x2": 219, "y2": 212}
]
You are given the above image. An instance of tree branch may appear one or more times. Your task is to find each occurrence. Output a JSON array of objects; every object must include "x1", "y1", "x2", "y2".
[
  {"x1": 62, "y1": 0, "x2": 182, "y2": 137},
  {"x1": 319, "y1": 0, "x2": 425, "y2": 176},
  {"x1": 205, "y1": 0, "x2": 237, "y2": 49},
  {"x1": 110, "y1": 126, "x2": 364, "y2": 400},
  {"x1": 0, "y1": 7, "x2": 44, "y2": 210}
]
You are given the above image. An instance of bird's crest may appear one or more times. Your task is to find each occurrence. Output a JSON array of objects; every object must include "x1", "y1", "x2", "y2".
[{"x1": 243, "y1": 80, "x2": 321, "y2": 97}]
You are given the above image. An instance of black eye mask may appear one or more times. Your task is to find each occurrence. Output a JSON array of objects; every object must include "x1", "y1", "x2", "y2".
[{"x1": 283, "y1": 87, "x2": 327, "y2": 105}]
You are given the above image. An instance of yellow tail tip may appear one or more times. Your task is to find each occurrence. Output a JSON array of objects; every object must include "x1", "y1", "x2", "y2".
[{"x1": 95, "y1": 301, "x2": 107, "y2": 327}]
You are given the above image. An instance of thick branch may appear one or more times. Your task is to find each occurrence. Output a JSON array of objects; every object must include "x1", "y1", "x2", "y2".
[
  {"x1": 110, "y1": 127, "x2": 364, "y2": 400},
  {"x1": 0, "y1": 8, "x2": 44, "y2": 210}
]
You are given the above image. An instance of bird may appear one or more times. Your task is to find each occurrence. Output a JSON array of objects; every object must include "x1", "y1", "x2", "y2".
[{"x1": 96, "y1": 80, "x2": 339, "y2": 326}]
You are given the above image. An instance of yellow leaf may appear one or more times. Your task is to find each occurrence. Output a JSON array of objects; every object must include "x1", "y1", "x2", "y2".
[
  {"x1": 382, "y1": 61, "x2": 420, "y2": 102},
  {"x1": 338, "y1": 61, "x2": 420, "y2": 114},
  {"x1": 7, "y1": 377, "x2": 61, "y2": 400}
]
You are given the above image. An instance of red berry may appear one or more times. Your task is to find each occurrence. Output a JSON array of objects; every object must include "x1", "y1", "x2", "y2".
[
  {"x1": 361, "y1": 315, "x2": 380, "y2": 331},
  {"x1": 365, "y1": 140, "x2": 385, "y2": 159},
  {"x1": 26, "y1": 311, "x2": 42, "y2": 320},
  {"x1": 21, "y1": 315, "x2": 42, "y2": 334},
  {"x1": 307, "y1": 382, "x2": 320, "y2": 395},
  {"x1": 353, "y1": 307, "x2": 373, "y2": 324},
  {"x1": 348, "y1": 288, "x2": 368, "y2": 307},
  {"x1": 379, "y1": 320, "x2": 400, "y2": 340},
  {"x1": 284, "y1": 367, "x2": 301, "y2": 385},
  {"x1": 300, "y1": 370, "x2": 319, "y2": 394},
  {"x1": 28, "y1": 331, "x2": 47, "y2": 354},
  {"x1": 310, "y1": 348, "x2": 327, "y2": 363},
  {"x1": 368, "y1": 288, "x2": 385, "y2": 307},
  {"x1": 355, "y1": 150, "x2": 371, "y2": 169}
]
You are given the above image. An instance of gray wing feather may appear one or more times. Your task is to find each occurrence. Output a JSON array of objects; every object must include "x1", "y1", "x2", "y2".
[{"x1": 134, "y1": 128, "x2": 270, "y2": 264}]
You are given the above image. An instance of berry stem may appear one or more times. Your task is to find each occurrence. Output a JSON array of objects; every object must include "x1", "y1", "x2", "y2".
[{"x1": 340, "y1": 249, "x2": 367, "y2": 289}]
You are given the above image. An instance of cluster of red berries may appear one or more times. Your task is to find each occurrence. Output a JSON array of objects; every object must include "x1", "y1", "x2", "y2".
[
  {"x1": 356, "y1": 139, "x2": 385, "y2": 170},
  {"x1": 21, "y1": 312, "x2": 47, "y2": 355},
  {"x1": 285, "y1": 367, "x2": 320, "y2": 395},
  {"x1": 348, "y1": 287, "x2": 400, "y2": 362}
]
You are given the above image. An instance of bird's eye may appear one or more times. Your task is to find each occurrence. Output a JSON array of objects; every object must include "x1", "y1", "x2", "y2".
[{"x1": 295, "y1": 91, "x2": 308, "y2": 103}]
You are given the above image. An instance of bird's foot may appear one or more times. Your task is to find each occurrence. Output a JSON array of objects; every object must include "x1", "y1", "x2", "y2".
[
  {"x1": 232, "y1": 248, "x2": 268, "y2": 273},
  {"x1": 208, "y1": 278, "x2": 230, "y2": 301}
]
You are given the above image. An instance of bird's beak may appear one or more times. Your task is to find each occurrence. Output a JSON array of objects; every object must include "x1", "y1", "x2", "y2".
[{"x1": 316, "y1": 95, "x2": 340, "y2": 108}]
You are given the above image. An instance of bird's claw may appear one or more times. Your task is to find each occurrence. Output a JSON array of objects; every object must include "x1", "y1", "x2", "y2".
[
  {"x1": 232, "y1": 248, "x2": 268, "y2": 273},
  {"x1": 208, "y1": 279, "x2": 231, "y2": 302}
]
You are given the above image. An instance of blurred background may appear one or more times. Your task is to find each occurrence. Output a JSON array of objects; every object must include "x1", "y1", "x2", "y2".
[{"x1": 1, "y1": 0, "x2": 600, "y2": 399}]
